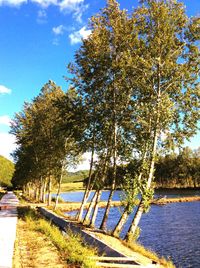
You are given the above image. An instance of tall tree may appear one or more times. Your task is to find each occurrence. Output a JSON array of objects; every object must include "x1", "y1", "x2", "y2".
[{"x1": 125, "y1": 0, "x2": 200, "y2": 240}]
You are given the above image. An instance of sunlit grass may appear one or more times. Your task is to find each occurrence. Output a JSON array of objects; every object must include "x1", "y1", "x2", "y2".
[
  {"x1": 60, "y1": 182, "x2": 84, "y2": 192},
  {"x1": 19, "y1": 207, "x2": 97, "y2": 268}
]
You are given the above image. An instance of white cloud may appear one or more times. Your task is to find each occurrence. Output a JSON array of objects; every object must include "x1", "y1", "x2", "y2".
[
  {"x1": 0, "y1": 133, "x2": 16, "y2": 161},
  {"x1": 59, "y1": 0, "x2": 88, "y2": 22},
  {"x1": 72, "y1": 2, "x2": 88, "y2": 23},
  {"x1": 0, "y1": 85, "x2": 12, "y2": 95},
  {"x1": 0, "y1": 115, "x2": 11, "y2": 126},
  {"x1": 31, "y1": 0, "x2": 57, "y2": 8},
  {"x1": 37, "y1": 9, "x2": 47, "y2": 23},
  {"x1": 59, "y1": 0, "x2": 83, "y2": 11},
  {"x1": 52, "y1": 37, "x2": 59, "y2": 46},
  {"x1": 69, "y1": 26, "x2": 91, "y2": 45},
  {"x1": 0, "y1": 0, "x2": 26, "y2": 6},
  {"x1": 68, "y1": 151, "x2": 98, "y2": 172},
  {"x1": 52, "y1": 25, "x2": 65, "y2": 35},
  {"x1": 0, "y1": 0, "x2": 88, "y2": 22}
]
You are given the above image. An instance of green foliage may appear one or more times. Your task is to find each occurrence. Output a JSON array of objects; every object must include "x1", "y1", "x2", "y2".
[
  {"x1": 142, "y1": 188, "x2": 154, "y2": 213},
  {"x1": 10, "y1": 80, "x2": 82, "y2": 205},
  {"x1": 0, "y1": 155, "x2": 14, "y2": 187},
  {"x1": 120, "y1": 171, "x2": 140, "y2": 213},
  {"x1": 155, "y1": 147, "x2": 200, "y2": 188}
]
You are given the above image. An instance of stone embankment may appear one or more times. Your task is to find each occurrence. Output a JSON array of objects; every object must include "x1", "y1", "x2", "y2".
[{"x1": 39, "y1": 207, "x2": 163, "y2": 267}]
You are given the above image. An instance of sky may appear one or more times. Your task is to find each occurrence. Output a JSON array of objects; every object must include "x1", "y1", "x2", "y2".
[{"x1": 0, "y1": 0, "x2": 199, "y2": 169}]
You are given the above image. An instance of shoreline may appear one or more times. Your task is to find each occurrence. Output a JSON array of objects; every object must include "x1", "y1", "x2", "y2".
[
  {"x1": 55, "y1": 196, "x2": 200, "y2": 212},
  {"x1": 152, "y1": 195, "x2": 200, "y2": 205}
]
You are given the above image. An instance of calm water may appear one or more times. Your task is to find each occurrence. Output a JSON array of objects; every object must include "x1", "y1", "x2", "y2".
[
  {"x1": 58, "y1": 188, "x2": 200, "y2": 203},
  {"x1": 60, "y1": 189, "x2": 200, "y2": 268}
]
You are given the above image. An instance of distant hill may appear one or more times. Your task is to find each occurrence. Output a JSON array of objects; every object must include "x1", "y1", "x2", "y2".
[
  {"x1": 0, "y1": 155, "x2": 15, "y2": 187},
  {"x1": 63, "y1": 170, "x2": 89, "y2": 183}
]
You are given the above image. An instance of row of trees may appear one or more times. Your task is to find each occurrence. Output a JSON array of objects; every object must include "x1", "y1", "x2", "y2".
[
  {"x1": 11, "y1": 0, "x2": 199, "y2": 241},
  {"x1": 11, "y1": 82, "x2": 82, "y2": 207}
]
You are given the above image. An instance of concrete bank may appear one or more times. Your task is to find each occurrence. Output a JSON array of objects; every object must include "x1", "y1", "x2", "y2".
[
  {"x1": 0, "y1": 191, "x2": 19, "y2": 268},
  {"x1": 38, "y1": 207, "x2": 161, "y2": 267}
]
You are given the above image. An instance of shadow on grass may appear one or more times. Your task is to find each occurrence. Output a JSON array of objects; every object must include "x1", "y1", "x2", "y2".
[{"x1": 17, "y1": 206, "x2": 39, "y2": 220}]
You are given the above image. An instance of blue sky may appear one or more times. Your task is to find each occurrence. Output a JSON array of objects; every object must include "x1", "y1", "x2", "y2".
[{"x1": 0, "y1": 0, "x2": 199, "y2": 164}]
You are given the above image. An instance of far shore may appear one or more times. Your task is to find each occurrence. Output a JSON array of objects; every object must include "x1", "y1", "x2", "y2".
[{"x1": 54, "y1": 195, "x2": 200, "y2": 212}]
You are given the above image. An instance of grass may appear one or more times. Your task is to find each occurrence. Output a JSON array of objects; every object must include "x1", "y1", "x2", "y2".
[
  {"x1": 60, "y1": 182, "x2": 84, "y2": 192},
  {"x1": 18, "y1": 207, "x2": 97, "y2": 268},
  {"x1": 13, "y1": 207, "x2": 67, "y2": 268},
  {"x1": 0, "y1": 188, "x2": 7, "y2": 199}
]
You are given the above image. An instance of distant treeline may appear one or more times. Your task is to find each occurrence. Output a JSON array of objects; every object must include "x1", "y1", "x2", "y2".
[
  {"x1": 83, "y1": 147, "x2": 200, "y2": 189},
  {"x1": 154, "y1": 147, "x2": 200, "y2": 188}
]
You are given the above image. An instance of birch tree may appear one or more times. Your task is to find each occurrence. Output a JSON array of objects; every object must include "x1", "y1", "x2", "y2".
[{"x1": 125, "y1": 0, "x2": 200, "y2": 241}]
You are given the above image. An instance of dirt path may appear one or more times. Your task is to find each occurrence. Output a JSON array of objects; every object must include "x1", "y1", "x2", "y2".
[{"x1": 13, "y1": 217, "x2": 68, "y2": 268}]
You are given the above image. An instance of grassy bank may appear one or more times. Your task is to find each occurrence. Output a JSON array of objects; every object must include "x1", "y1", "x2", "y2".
[
  {"x1": 92, "y1": 231, "x2": 175, "y2": 268},
  {"x1": 13, "y1": 207, "x2": 97, "y2": 268},
  {"x1": 152, "y1": 196, "x2": 200, "y2": 205}
]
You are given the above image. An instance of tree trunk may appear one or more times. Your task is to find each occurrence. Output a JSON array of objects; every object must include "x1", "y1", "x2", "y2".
[
  {"x1": 89, "y1": 189, "x2": 102, "y2": 228},
  {"x1": 126, "y1": 111, "x2": 160, "y2": 240},
  {"x1": 77, "y1": 147, "x2": 95, "y2": 222},
  {"x1": 112, "y1": 204, "x2": 130, "y2": 237},
  {"x1": 126, "y1": 128, "x2": 158, "y2": 241},
  {"x1": 38, "y1": 178, "x2": 43, "y2": 202},
  {"x1": 39, "y1": 181, "x2": 43, "y2": 202},
  {"x1": 36, "y1": 186, "x2": 40, "y2": 202},
  {"x1": 47, "y1": 176, "x2": 52, "y2": 206},
  {"x1": 42, "y1": 180, "x2": 47, "y2": 203},
  {"x1": 99, "y1": 188, "x2": 114, "y2": 230},
  {"x1": 100, "y1": 88, "x2": 117, "y2": 231},
  {"x1": 111, "y1": 161, "x2": 147, "y2": 238},
  {"x1": 84, "y1": 139, "x2": 111, "y2": 226},
  {"x1": 54, "y1": 165, "x2": 64, "y2": 210},
  {"x1": 83, "y1": 190, "x2": 98, "y2": 225}
]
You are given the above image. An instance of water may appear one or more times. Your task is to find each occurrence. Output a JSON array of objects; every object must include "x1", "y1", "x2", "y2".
[
  {"x1": 58, "y1": 190, "x2": 122, "y2": 202},
  {"x1": 60, "y1": 189, "x2": 200, "y2": 268},
  {"x1": 58, "y1": 188, "x2": 200, "y2": 203}
]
